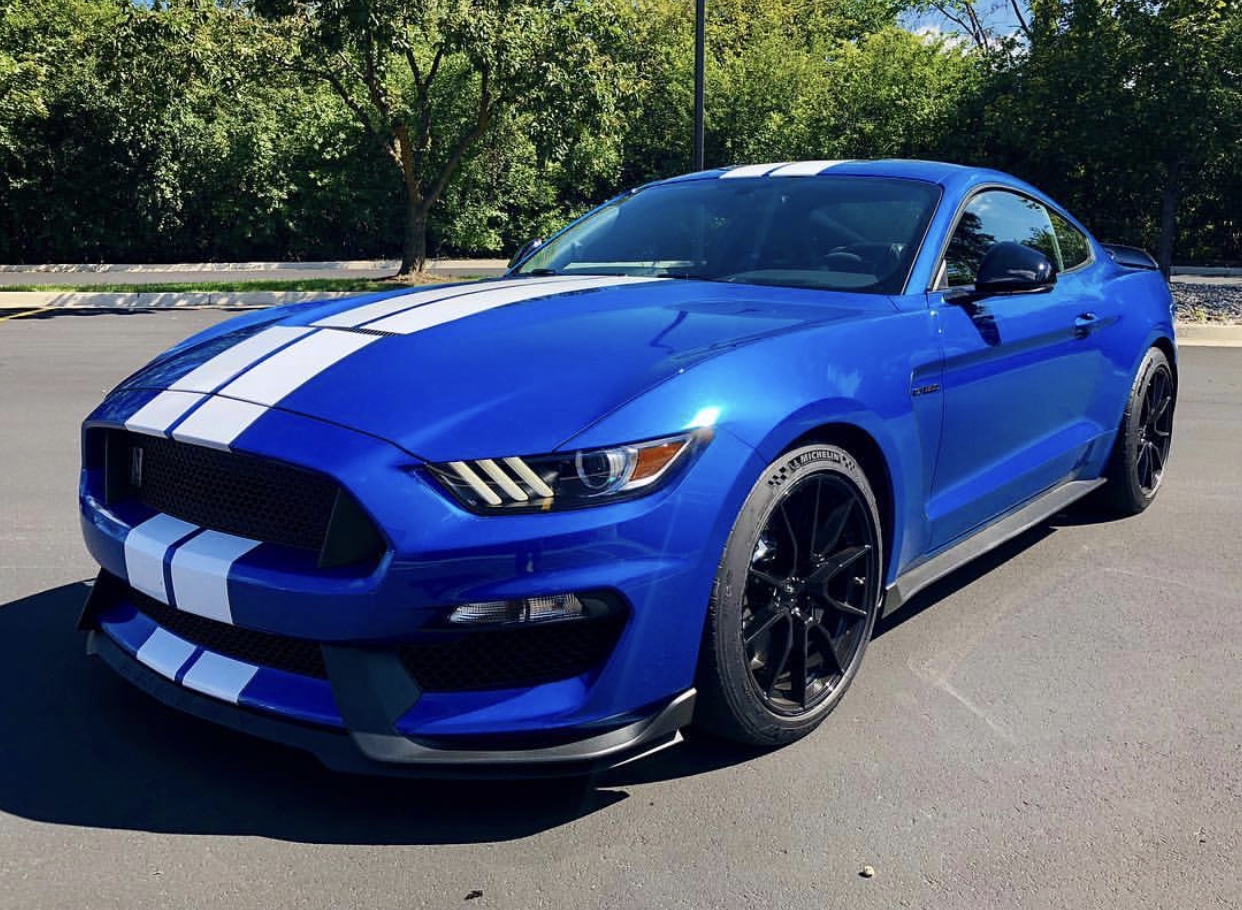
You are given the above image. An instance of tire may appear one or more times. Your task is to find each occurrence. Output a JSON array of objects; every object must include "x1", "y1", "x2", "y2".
[
  {"x1": 1100, "y1": 346, "x2": 1176, "y2": 516},
  {"x1": 695, "y1": 444, "x2": 884, "y2": 746}
]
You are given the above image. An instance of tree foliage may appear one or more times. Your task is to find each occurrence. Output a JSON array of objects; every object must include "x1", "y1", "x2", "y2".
[{"x1": 0, "y1": 0, "x2": 1237, "y2": 266}]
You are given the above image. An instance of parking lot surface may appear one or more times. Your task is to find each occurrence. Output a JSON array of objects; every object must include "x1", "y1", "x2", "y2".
[{"x1": 1, "y1": 311, "x2": 1239, "y2": 910}]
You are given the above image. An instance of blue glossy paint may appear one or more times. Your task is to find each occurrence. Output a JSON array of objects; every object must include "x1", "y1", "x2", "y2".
[{"x1": 79, "y1": 160, "x2": 1176, "y2": 761}]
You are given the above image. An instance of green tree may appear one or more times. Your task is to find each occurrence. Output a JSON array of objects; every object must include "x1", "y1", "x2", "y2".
[
  {"x1": 250, "y1": 0, "x2": 628, "y2": 274},
  {"x1": 956, "y1": 0, "x2": 1241, "y2": 271}
]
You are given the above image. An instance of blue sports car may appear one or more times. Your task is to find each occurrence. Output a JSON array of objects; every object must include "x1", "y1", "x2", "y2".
[{"x1": 79, "y1": 160, "x2": 1177, "y2": 775}]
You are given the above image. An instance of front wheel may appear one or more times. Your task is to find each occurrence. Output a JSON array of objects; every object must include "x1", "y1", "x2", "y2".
[
  {"x1": 1100, "y1": 346, "x2": 1176, "y2": 515},
  {"x1": 695, "y1": 444, "x2": 884, "y2": 746}
]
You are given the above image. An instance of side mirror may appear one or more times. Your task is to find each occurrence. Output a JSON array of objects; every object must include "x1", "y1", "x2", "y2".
[
  {"x1": 508, "y1": 238, "x2": 543, "y2": 270},
  {"x1": 973, "y1": 241, "x2": 1056, "y2": 297}
]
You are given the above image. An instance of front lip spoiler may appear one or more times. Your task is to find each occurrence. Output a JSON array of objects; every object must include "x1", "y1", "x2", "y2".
[{"x1": 88, "y1": 630, "x2": 695, "y2": 779}]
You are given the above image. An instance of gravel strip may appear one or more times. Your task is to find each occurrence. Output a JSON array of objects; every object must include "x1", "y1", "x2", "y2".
[{"x1": 1172, "y1": 281, "x2": 1242, "y2": 324}]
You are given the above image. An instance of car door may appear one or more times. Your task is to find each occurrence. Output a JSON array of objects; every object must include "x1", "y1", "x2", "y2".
[{"x1": 925, "y1": 188, "x2": 1110, "y2": 549}]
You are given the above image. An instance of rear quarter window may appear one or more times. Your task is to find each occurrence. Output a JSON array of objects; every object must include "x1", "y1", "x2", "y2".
[{"x1": 1049, "y1": 210, "x2": 1092, "y2": 271}]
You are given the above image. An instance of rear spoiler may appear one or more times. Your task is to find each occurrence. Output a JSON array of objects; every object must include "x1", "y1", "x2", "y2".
[{"x1": 1101, "y1": 243, "x2": 1160, "y2": 271}]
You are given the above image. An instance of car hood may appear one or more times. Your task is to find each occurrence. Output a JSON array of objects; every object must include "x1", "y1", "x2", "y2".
[{"x1": 119, "y1": 276, "x2": 891, "y2": 461}]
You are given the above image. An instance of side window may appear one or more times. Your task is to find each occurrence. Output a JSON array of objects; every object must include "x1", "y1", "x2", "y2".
[
  {"x1": 943, "y1": 190, "x2": 1059, "y2": 287},
  {"x1": 1049, "y1": 209, "x2": 1091, "y2": 271}
]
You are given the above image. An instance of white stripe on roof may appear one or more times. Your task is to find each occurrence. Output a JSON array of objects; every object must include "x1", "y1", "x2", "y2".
[
  {"x1": 720, "y1": 162, "x2": 790, "y2": 179},
  {"x1": 765, "y1": 160, "x2": 852, "y2": 177}
]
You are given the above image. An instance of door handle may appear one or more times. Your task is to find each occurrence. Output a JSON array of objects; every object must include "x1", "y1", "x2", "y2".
[{"x1": 1073, "y1": 312, "x2": 1098, "y2": 340}]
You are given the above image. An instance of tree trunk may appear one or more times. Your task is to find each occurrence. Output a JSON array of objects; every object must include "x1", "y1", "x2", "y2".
[
  {"x1": 393, "y1": 123, "x2": 428, "y2": 277},
  {"x1": 1157, "y1": 158, "x2": 1182, "y2": 278},
  {"x1": 400, "y1": 198, "x2": 428, "y2": 277}
]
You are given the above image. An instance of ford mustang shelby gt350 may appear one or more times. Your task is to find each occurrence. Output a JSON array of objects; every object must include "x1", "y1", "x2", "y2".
[{"x1": 79, "y1": 159, "x2": 1176, "y2": 775}]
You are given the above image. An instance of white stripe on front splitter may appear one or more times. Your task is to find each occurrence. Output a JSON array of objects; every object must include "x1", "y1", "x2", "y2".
[
  {"x1": 366, "y1": 275, "x2": 657, "y2": 335},
  {"x1": 135, "y1": 627, "x2": 198, "y2": 681},
  {"x1": 720, "y1": 162, "x2": 789, "y2": 179},
  {"x1": 169, "y1": 530, "x2": 261, "y2": 624},
  {"x1": 123, "y1": 513, "x2": 199, "y2": 604},
  {"x1": 125, "y1": 390, "x2": 208, "y2": 438},
  {"x1": 181, "y1": 651, "x2": 259, "y2": 704},
  {"x1": 312, "y1": 275, "x2": 575, "y2": 329},
  {"x1": 765, "y1": 160, "x2": 851, "y2": 177},
  {"x1": 171, "y1": 397, "x2": 268, "y2": 451},
  {"x1": 169, "y1": 325, "x2": 314, "y2": 393}
]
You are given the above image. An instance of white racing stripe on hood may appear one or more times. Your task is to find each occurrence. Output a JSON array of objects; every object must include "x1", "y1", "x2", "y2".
[
  {"x1": 125, "y1": 390, "x2": 209, "y2": 438},
  {"x1": 217, "y1": 328, "x2": 379, "y2": 407},
  {"x1": 312, "y1": 274, "x2": 575, "y2": 329},
  {"x1": 366, "y1": 275, "x2": 659, "y2": 335},
  {"x1": 123, "y1": 275, "x2": 659, "y2": 449},
  {"x1": 171, "y1": 397, "x2": 268, "y2": 451},
  {"x1": 124, "y1": 326, "x2": 312, "y2": 438},
  {"x1": 169, "y1": 325, "x2": 315, "y2": 393},
  {"x1": 163, "y1": 329, "x2": 377, "y2": 450}
]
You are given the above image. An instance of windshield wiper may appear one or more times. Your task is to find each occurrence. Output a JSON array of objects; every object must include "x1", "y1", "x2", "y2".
[{"x1": 653, "y1": 270, "x2": 726, "y2": 282}]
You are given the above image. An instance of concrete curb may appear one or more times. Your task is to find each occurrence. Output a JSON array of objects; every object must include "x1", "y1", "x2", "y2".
[
  {"x1": 1171, "y1": 266, "x2": 1242, "y2": 278},
  {"x1": 1176, "y1": 324, "x2": 1242, "y2": 347},
  {"x1": 0, "y1": 259, "x2": 507, "y2": 274},
  {"x1": 0, "y1": 290, "x2": 360, "y2": 310}
]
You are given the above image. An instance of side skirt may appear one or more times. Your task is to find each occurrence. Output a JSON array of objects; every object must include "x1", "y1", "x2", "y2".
[{"x1": 883, "y1": 478, "x2": 1105, "y2": 617}]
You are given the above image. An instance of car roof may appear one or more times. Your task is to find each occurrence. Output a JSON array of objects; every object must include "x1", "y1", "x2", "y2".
[{"x1": 652, "y1": 159, "x2": 1020, "y2": 192}]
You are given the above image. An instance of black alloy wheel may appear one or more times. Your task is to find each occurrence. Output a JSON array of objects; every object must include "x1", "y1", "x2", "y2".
[
  {"x1": 1102, "y1": 346, "x2": 1176, "y2": 515},
  {"x1": 1135, "y1": 360, "x2": 1174, "y2": 495},
  {"x1": 697, "y1": 444, "x2": 883, "y2": 746},
  {"x1": 743, "y1": 473, "x2": 878, "y2": 714}
]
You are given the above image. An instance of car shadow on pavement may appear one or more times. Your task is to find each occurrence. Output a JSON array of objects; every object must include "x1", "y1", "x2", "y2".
[
  {"x1": 1, "y1": 517, "x2": 1080, "y2": 841},
  {"x1": 0, "y1": 581, "x2": 753, "y2": 844},
  {"x1": 3, "y1": 308, "x2": 163, "y2": 321}
]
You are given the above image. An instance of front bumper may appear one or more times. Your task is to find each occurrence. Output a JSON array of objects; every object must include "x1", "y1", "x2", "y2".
[
  {"x1": 78, "y1": 397, "x2": 761, "y2": 772},
  {"x1": 87, "y1": 627, "x2": 695, "y2": 777}
]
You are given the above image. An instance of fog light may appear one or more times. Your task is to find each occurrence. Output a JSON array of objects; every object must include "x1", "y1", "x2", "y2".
[{"x1": 448, "y1": 593, "x2": 585, "y2": 625}]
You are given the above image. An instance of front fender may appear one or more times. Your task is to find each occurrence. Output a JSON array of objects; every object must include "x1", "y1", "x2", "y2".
[{"x1": 563, "y1": 307, "x2": 943, "y2": 582}]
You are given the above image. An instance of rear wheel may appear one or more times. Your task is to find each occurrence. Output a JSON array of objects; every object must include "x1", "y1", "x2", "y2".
[
  {"x1": 1100, "y1": 346, "x2": 1176, "y2": 515},
  {"x1": 696, "y1": 444, "x2": 883, "y2": 746}
]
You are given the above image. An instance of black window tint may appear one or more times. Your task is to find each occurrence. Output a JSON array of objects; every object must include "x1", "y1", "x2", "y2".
[
  {"x1": 1049, "y1": 209, "x2": 1091, "y2": 270},
  {"x1": 943, "y1": 190, "x2": 1057, "y2": 287}
]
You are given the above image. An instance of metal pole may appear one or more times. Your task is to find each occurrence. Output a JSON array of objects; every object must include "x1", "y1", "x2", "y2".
[{"x1": 694, "y1": 0, "x2": 705, "y2": 171}]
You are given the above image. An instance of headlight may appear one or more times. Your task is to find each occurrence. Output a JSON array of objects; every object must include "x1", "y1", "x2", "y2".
[{"x1": 427, "y1": 430, "x2": 710, "y2": 512}]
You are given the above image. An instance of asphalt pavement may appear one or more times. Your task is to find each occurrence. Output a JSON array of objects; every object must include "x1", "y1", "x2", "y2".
[{"x1": 1, "y1": 311, "x2": 1239, "y2": 910}]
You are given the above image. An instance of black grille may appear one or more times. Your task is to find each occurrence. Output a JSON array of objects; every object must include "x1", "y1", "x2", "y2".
[
  {"x1": 132, "y1": 590, "x2": 328, "y2": 680},
  {"x1": 117, "y1": 431, "x2": 345, "y2": 554},
  {"x1": 398, "y1": 617, "x2": 625, "y2": 692}
]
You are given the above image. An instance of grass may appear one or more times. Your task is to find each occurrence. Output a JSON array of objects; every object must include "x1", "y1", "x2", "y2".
[{"x1": 2, "y1": 274, "x2": 471, "y2": 293}]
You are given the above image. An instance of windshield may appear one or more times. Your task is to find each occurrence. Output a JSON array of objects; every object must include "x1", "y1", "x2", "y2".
[{"x1": 516, "y1": 175, "x2": 940, "y2": 295}]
